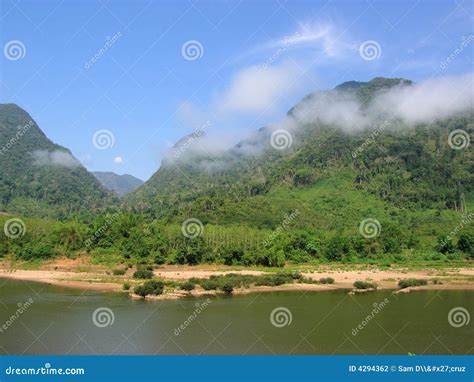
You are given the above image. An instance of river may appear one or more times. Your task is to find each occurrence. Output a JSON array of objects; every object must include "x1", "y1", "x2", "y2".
[{"x1": 0, "y1": 279, "x2": 472, "y2": 355}]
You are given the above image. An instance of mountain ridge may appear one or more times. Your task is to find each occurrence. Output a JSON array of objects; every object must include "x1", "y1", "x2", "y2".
[
  {"x1": 125, "y1": 76, "x2": 473, "y2": 233},
  {"x1": 0, "y1": 104, "x2": 117, "y2": 218}
]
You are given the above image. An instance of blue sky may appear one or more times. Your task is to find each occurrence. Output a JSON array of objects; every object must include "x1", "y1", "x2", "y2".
[{"x1": 0, "y1": 0, "x2": 472, "y2": 180}]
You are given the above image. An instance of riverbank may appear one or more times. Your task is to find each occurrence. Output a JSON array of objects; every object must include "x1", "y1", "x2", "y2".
[{"x1": 1, "y1": 258, "x2": 473, "y2": 299}]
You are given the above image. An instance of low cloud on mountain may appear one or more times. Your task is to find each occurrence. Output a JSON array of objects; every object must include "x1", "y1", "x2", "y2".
[
  {"x1": 289, "y1": 72, "x2": 474, "y2": 130},
  {"x1": 32, "y1": 149, "x2": 81, "y2": 168}
]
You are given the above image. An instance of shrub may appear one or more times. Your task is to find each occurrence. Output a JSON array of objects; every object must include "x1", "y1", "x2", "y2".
[
  {"x1": 143, "y1": 280, "x2": 165, "y2": 295},
  {"x1": 112, "y1": 268, "x2": 126, "y2": 276},
  {"x1": 200, "y1": 279, "x2": 219, "y2": 290},
  {"x1": 134, "y1": 284, "x2": 154, "y2": 298},
  {"x1": 457, "y1": 233, "x2": 474, "y2": 256},
  {"x1": 223, "y1": 249, "x2": 244, "y2": 266},
  {"x1": 353, "y1": 280, "x2": 377, "y2": 290},
  {"x1": 221, "y1": 283, "x2": 234, "y2": 294},
  {"x1": 288, "y1": 271, "x2": 303, "y2": 280},
  {"x1": 398, "y1": 279, "x2": 428, "y2": 289},
  {"x1": 174, "y1": 240, "x2": 205, "y2": 265},
  {"x1": 436, "y1": 236, "x2": 455, "y2": 254},
  {"x1": 123, "y1": 282, "x2": 131, "y2": 290},
  {"x1": 300, "y1": 277, "x2": 319, "y2": 284},
  {"x1": 319, "y1": 277, "x2": 335, "y2": 284},
  {"x1": 180, "y1": 281, "x2": 195, "y2": 291},
  {"x1": 293, "y1": 168, "x2": 313, "y2": 187},
  {"x1": 153, "y1": 250, "x2": 167, "y2": 265},
  {"x1": 133, "y1": 269, "x2": 153, "y2": 279}
]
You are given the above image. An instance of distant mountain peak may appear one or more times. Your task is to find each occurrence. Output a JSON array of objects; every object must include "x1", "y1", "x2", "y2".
[
  {"x1": 93, "y1": 171, "x2": 144, "y2": 197},
  {"x1": 172, "y1": 130, "x2": 207, "y2": 150},
  {"x1": 334, "y1": 77, "x2": 412, "y2": 91}
]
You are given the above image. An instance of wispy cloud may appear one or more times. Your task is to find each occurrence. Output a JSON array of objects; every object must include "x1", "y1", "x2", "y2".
[
  {"x1": 216, "y1": 62, "x2": 302, "y2": 115},
  {"x1": 251, "y1": 21, "x2": 356, "y2": 61},
  {"x1": 290, "y1": 72, "x2": 474, "y2": 129},
  {"x1": 32, "y1": 149, "x2": 81, "y2": 168}
]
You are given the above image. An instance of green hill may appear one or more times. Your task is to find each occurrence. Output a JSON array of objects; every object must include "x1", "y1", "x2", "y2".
[
  {"x1": 0, "y1": 104, "x2": 116, "y2": 218},
  {"x1": 1, "y1": 78, "x2": 472, "y2": 268},
  {"x1": 126, "y1": 77, "x2": 473, "y2": 228},
  {"x1": 91, "y1": 77, "x2": 472, "y2": 266}
]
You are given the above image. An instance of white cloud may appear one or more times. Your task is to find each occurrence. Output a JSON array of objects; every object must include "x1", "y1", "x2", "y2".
[
  {"x1": 217, "y1": 63, "x2": 301, "y2": 115},
  {"x1": 176, "y1": 101, "x2": 211, "y2": 131},
  {"x1": 290, "y1": 72, "x2": 474, "y2": 129},
  {"x1": 376, "y1": 73, "x2": 474, "y2": 124},
  {"x1": 32, "y1": 150, "x2": 81, "y2": 168},
  {"x1": 256, "y1": 21, "x2": 355, "y2": 60},
  {"x1": 79, "y1": 153, "x2": 93, "y2": 165},
  {"x1": 114, "y1": 156, "x2": 123, "y2": 164}
]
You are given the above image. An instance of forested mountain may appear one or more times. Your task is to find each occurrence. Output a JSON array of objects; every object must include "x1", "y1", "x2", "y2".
[
  {"x1": 0, "y1": 104, "x2": 116, "y2": 218},
  {"x1": 93, "y1": 172, "x2": 144, "y2": 197},
  {"x1": 1, "y1": 78, "x2": 472, "y2": 267},
  {"x1": 126, "y1": 77, "x2": 473, "y2": 232}
]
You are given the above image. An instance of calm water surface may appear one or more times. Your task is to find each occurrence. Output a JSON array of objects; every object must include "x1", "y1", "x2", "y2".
[{"x1": 0, "y1": 279, "x2": 472, "y2": 355}]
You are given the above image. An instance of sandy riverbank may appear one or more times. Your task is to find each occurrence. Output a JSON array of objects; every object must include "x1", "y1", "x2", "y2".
[{"x1": 1, "y1": 264, "x2": 473, "y2": 299}]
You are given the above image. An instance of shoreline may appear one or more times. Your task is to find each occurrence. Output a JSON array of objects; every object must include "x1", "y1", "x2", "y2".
[{"x1": 1, "y1": 265, "x2": 473, "y2": 299}]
